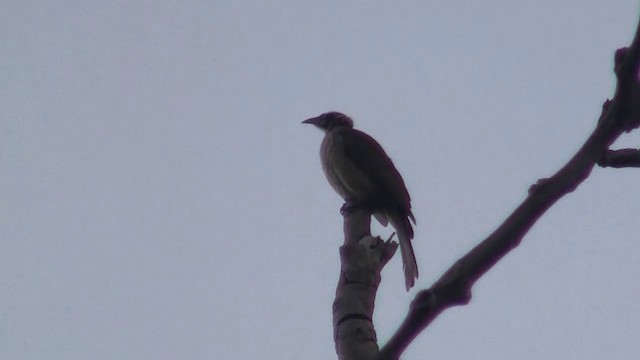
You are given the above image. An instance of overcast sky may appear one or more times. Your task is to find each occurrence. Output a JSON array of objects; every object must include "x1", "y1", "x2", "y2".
[{"x1": 2, "y1": 1, "x2": 640, "y2": 359}]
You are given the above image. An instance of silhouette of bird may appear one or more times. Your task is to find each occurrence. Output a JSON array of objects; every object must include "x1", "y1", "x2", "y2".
[{"x1": 303, "y1": 111, "x2": 418, "y2": 290}]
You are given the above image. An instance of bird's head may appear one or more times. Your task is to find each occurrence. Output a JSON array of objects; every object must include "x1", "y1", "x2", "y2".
[{"x1": 302, "y1": 112, "x2": 354, "y2": 132}]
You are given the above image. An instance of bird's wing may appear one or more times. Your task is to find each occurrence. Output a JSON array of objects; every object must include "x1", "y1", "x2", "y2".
[{"x1": 337, "y1": 128, "x2": 413, "y2": 213}]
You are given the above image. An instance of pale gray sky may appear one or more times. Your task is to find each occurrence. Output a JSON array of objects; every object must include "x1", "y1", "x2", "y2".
[{"x1": 2, "y1": 1, "x2": 640, "y2": 359}]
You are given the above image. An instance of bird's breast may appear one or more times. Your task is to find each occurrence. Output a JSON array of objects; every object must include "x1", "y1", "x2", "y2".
[{"x1": 320, "y1": 132, "x2": 374, "y2": 201}]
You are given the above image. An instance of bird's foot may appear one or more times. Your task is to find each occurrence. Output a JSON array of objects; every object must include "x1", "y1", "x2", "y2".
[{"x1": 340, "y1": 200, "x2": 365, "y2": 215}]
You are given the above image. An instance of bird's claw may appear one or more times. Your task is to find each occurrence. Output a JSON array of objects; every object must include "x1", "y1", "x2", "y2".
[
  {"x1": 340, "y1": 200, "x2": 367, "y2": 214},
  {"x1": 340, "y1": 202, "x2": 355, "y2": 215}
]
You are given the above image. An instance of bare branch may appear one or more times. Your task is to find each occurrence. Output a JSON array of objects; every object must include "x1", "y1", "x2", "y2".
[
  {"x1": 598, "y1": 148, "x2": 640, "y2": 168},
  {"x1": 378, "y1": 14, "x2": 640, "y2": 360}
]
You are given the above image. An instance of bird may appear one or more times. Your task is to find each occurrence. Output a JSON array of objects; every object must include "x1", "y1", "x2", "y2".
[{"x1": 302, "y1": 111, "x2": 418, "y2": 290}]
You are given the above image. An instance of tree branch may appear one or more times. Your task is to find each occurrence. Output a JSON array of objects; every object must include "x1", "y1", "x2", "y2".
[
  {"x1": 333, "y1": 207, "x2": 397, "y2": 360},
  {"x1": 377, "y1": 14, "x2": 640, "y2": 360},
  {"x1": 598, "y1": 148, "x2": 640, "y2": 168}
]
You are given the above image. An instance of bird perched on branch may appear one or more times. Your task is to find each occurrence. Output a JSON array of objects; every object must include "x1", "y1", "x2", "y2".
[{"x1": 302, "y1": 111, "x2": 418, "y2": 290}]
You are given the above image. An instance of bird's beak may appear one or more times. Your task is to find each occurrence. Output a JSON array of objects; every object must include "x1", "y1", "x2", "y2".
[{"x1": 302, "y1": 116, "x2": 321, "y2": 126}]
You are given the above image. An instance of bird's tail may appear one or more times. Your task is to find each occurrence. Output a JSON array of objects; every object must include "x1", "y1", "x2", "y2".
[{"x1": 388, "y1": 209, "x2": 418, "y2": 291}]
